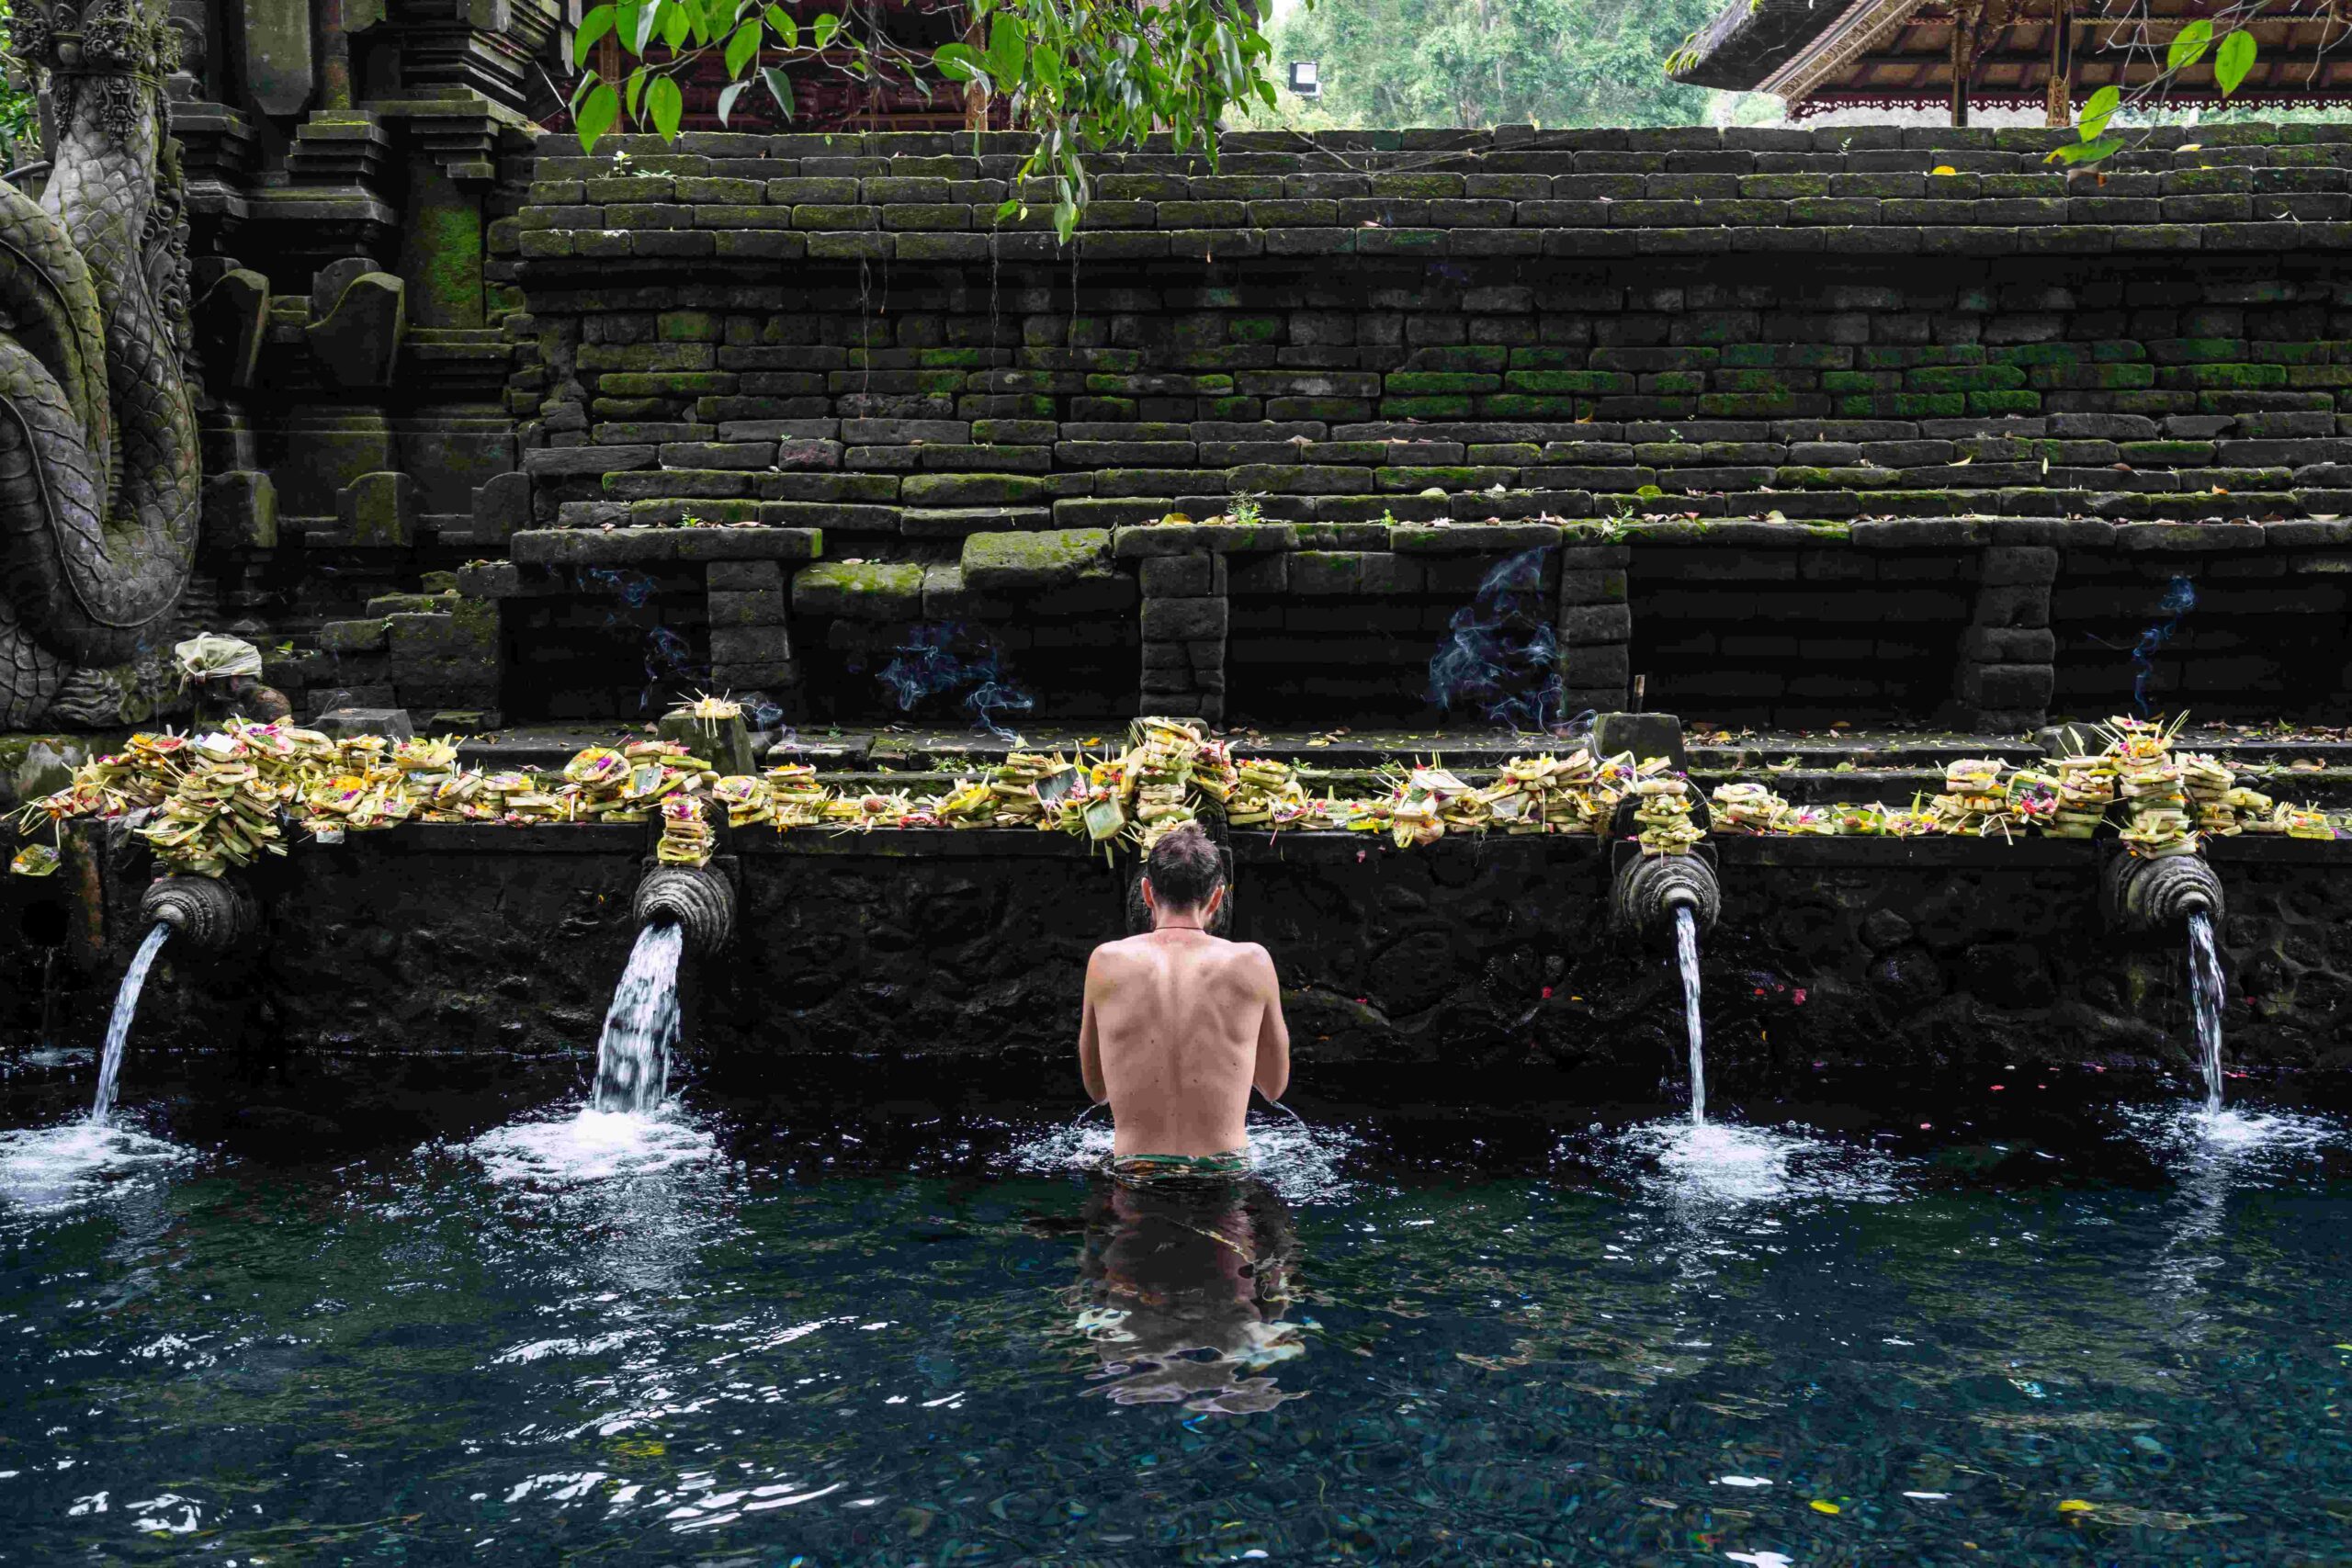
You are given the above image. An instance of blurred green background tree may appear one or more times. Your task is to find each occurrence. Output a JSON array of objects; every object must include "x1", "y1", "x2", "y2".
[{"x1": 1270, "y1": 0, "x2": 1736, "y2": 130}]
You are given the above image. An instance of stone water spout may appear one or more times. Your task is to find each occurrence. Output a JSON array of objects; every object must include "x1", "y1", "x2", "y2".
[
  {"x1": 136, "y1": 874, "x2": 261, "y2": 953},
  {"x1": 1609, "y1": 852, "x2": 1721, "y2": 942},
  {"x1": 2103, "y1": 852, "x2": 2225, "y2": 932},
  {"x1": 2104, "y1": 852, "x2": 2231, "y2": 1111},
  {"x1": 631, "y1": 865, "x2": 736, "y2": 957}
]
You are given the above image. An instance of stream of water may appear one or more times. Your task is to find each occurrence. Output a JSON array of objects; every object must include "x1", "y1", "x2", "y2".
[
  {"x1": 1675, "y1": 904, "x2": 1705, "y2": 1124},
  {"x1": 2188, "y1": 909, "x2": 2226, "y2": 1113},
  {"x1": 90, "y1": 922, "x2": 169, "y2": 1125},
  {"x1": 594, "y1": 920, "x2": 684, "y2": 1115}
]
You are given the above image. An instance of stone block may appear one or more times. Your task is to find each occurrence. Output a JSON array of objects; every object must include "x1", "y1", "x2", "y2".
[
  {"x1": 1139, "y1": 553, "x2": 1214, "y2": 596},
  {"x1": 1560, "y1": 604, "x2": 1634, "y2": 642},
  {"x1": 657, "y1": 709, "x2": 759, "y2": 774},
  {"x1": 201, "y1": 470, "x2": 278, "y2": 550},
  {"x1": 1980, "y1": 545, "x2": 2060, "y2": 585},
  {"x1": 1140, "y1": 597, "x2": 1229, "y2": 640},
  {"x1": 790, "y1": 560, "x2": 925, "y2": 620},
  {"x1": 1959, "y1": 662, "x2": 2054, "y2": 709},
  {"x1": 707, "y1": 559, "x2": 786, "y2": 591},
  {"x1": 708, "y1": 626, "x2": 793, "y2": 665},
  {"x1": 1591, "y1": 712, "x2": 1684, "y2": 772},
  {"x1": 318, "y1": 618, "x2": 389, "y2": 654},
  {"x1": 307, "y1": 271, "x2": 405, "y2": 389},
  {"x1": 708, "y1": 589, "x2": 789, "y2": 626},
  {"x1": 960, "y1": 528, "x2": 1111, "y2": 591},
  {"x1": 1224, "y1": 553, "x2": 1289, "y2": 595},
  {"x1": 1289, "y1": 551, "x2": 1363, "y2": 595},
  {"x1": 1972, "y1": 583, "x2": 2052, "y2": 628},
  {"x1": 1559, "y1": 569, "x2": 1629, "y2": 604},
  {"x1": 336, "y1": 471, "x2": 416, "y2": 547},
  {"x1": 470, "y1": 470, "x2": 529, "y2": 544},
  {"x1": 1962, "y1": 626, "x2": 2058, "y2": 661}
]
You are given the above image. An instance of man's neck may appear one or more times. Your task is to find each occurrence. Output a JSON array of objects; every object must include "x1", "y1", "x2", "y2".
[{"x1": 1152, "y1": 913, "x2": 1213, "y2": 932}]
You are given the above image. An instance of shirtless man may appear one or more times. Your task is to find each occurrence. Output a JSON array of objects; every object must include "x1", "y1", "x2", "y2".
[{"x1": 1078, "y1": 822, "x2": 1290, "y2": 1181}]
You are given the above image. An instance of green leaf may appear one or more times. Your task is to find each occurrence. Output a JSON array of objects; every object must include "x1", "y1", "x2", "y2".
[
  {"x1": 627, "y1": 0, "x2": 659, "y2": 52},
  {"x1": 813, "y1": 11, "x2": 839, "y2": 48},
  {"x1": 2215, "y1": 28, "x2": 2256, "y2": 96},
  {"x1": 2079, "y1": 83, "x2": 2119, "y2": 141},
  {"x1": 933, "y1": 40, "x2": 982, "y2": 82},
  {"x1": 648, "y1": 73, "x2": 684, "y2": 140},
  {"x1": 718, "y1": 78, "x2": 748, "y2": 125},
  {"x1": 2166, "y1": 17, "x2": 2211, "y2": 71},
  {"x1": 577, "y1": 82, "x2": 619, "y2": 152},
  {"x1": 573, "y1": 5, "x2": 616, "y2": 66},
  {"x1": 988, "y1": 13, "x2": 1028, "y2": 87},
  {"x1": 725, "y1": 19, "x2": 762, "y2": 75},
  {"x1": 2045, "y1": 135, "x2": 2122, "y2": 164},
  {"x1": 763, "y1": 5, "x2": 797, "y2": 47},
  {"x1": 625, "y1": 63, "x2": 647, "y2": 117},
  {"x1": 761, "y1": 63, "x2": 797, "y2": 121},
  {"x1": 1032, "y1": 40, "x2": 1064, "y2": 92},
  {"x1": 661, "y1": 1, "x2": 692, "y2": 50},
  {"x1": 994, "y1": 197, "x2": 1022, "y2": 223}
]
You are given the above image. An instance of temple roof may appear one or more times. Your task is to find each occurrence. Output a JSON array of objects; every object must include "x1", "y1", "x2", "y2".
[{"x1": 1670, "y1": 0, "x2": 2352, "y2": 116}]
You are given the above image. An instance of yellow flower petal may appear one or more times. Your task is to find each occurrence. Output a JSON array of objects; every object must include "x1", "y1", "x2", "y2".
[
  {"x1": 2058, "y1": 1499, "x2": 2096, "y2": 1513},
  {"x1": 1811, "y1": 1500, "x2": 1842, "y2": 1515},
  {"x1": 1931, "y1": 164, "x2": 1959, "y2": 175}
]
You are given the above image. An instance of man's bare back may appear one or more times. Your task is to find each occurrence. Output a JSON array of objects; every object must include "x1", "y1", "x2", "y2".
[{"x1": 1079, "y1": 928, "x2": 1289, "y2": 1158}]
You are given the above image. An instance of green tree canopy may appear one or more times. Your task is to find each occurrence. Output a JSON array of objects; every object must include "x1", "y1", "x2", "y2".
[{"x1": 1272, "y1": 0, "x2": 1727, "y2": 130}]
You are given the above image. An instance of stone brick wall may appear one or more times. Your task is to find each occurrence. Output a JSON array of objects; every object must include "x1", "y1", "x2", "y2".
[
  {"x1": 475, "y1": 122, "x2": 2352, "y2": 728},
  {"x1": 11, "y1": 824, "x2": 2351, "y2": 1081}
]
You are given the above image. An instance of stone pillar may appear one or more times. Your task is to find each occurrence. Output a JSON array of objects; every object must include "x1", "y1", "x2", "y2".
[
  {"x1": 1136, "y1": 551, "x2": 1226, "y2": 721},
  {"x1": 1558, "y1": 543, "x2": 1633, "y2": 713},
  {"x1": 706, "y1": 560, "x2": 799, "y2": 695},
  {"x1": 1958, "y1": 544, "x2": 2058, "y2": 730}
]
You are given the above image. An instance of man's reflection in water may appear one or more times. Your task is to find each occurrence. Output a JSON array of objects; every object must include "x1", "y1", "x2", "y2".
[{"x1": 1071, "y1": 1171, "x2": 1306, "y2": 1416}]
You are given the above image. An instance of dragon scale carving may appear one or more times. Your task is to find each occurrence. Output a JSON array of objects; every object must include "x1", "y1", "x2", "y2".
[{"x1": 0, "y1": 0, "x2": 199, "y2": 728}]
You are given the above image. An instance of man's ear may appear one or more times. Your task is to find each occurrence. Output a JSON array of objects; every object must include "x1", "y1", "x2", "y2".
[
  {"x1": 1140, "y1": 877, "x2": 1157, "y2": 910},
  {"x1": 1204, "y1": 885, "x2": 1226, "y2": 916}
]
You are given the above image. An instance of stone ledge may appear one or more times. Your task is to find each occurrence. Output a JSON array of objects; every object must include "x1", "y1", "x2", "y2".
[{"x1": 510, "y1": 526, "x2": 822, "y2": 564}]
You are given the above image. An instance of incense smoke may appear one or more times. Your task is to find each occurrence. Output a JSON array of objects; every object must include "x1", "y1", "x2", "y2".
[
  {"x1": 875, "y1": 623, "x2": 1035, "y2": 742},
  {"x1": 1429, "y1": 547, "x2": 1566, "y2": 731},
  {"x1": 574, "y1": 567, "x2": 709, "y2": 712},
  {"x1": 2131, "y1": 575, "x2": 2197, "y2": 716}
]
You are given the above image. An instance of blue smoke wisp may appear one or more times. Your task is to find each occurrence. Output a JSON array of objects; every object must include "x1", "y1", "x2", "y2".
[
  {"x1": 2130, "y1": 575, "x2": 2197, "y2": 716},
  {"x1": 1428, "y1": 547, "x2": 1565, "y2": 731},
  {"x1": 876, "y1": 623, "x2": 1035, "y2": 743}
]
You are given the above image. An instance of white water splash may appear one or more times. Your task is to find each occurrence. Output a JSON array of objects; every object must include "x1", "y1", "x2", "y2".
[
  {"x1": 0, "y1": 1122, "x2": 187, "y2": 1213},
  {"x1": 1000, "y1": 1109, "x2": 1359, "y2": 1206},
  {"x1": 2120, "y1": 1099, "x2": 2340, "y2": 1167},
  {"x1": 91, "y1": 922, "x2": 170, "y2": 1124},
  {"x1": 1675, "y1": 905, "x2": 1705, "y2": 1125},
  {"x1": 469, "y1": 1108, "x2": 716, "y2": 1185},
  {"x1": 595, "y1": 922, "x2": 684, "y2": 1115},
  {"x1": 2187, "y1": 908, "x2": 2226, "y2": 1114},
  {"x1": 1606, "y1": 1121, "x2": 1910, "y2": 1208}
]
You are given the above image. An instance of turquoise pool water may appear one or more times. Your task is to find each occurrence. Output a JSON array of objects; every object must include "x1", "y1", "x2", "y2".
[{"x1": 0, "y1": 1089, "x2": 2346, "y2": 1564}]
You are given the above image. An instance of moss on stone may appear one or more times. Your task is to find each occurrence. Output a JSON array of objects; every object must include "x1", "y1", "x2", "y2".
[
  {"x1": 791, "y1": 559, "x2": 926, "y2": 620},
  {"x1": 960, "y1": 527, "x2": 1110, "y2": 589}
]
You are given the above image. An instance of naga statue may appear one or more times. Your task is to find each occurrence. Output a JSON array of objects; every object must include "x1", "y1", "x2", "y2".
[{"x1": 0, "y1": 0, "x2": 199, "y2": 729}]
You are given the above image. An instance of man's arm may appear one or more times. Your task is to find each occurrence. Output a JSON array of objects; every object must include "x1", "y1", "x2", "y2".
[
  {"x1": 1251, "y1": 946, "x2": 1290, "y2": 1103},
  {"x1": 1078, "y1": 949, "x2": 1109, "y2": 1104}
]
